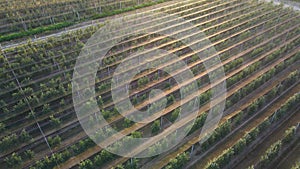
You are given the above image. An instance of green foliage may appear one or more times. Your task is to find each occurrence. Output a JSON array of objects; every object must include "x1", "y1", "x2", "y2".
[
  {"x1": 59, "y1": 99, "x2": 65, "y2": 106},
  {"x1": 215, "y1": 121, "x2": 231, "y2": 138},
  {"x1": 48, "y1": 135, "x2": 61, "y2": 148},
  {"x1": 24, "y1": 150, "x2": 35, "y2": 160},
  {"x1": 137, "y1": 76, "x2": 150, "y2": 87},
  {"x1": 97, "y1": 96, "x2": 104, "y2": 107},
  {"x1": 282, "y1": 126, "x2": 296, "y2": 144},
  {"x1": 188, "y1": 113, "x2": 207, "y2": 135},
  {"x1": 92, "y1": 0, "x2": 169, "y2": 20},
  {"x1": 26, "y1": 111, "x2": 36, "y2": 120},
  {"x1": 124, "y1": 158, "x2": 139, "y2": 169},
  {"x1": 1, "y1": 2, "x2": 300, "y2": 169},
  {"x1": 247, "y1": 101, "x2": 259, "y2": 115},
  {"x1": 115, "y1": 158, "x2": 139, "y2": 169},
  {"x1": 42, "y1": 104, "x2": 52, "y2": 114},
  {"x1": 20, "y1": 129, "x2": 31, "y2": 142},
  {"x1": 201, "y1": 121, "x2": 231, "y2": 151},
  {"x1": 247, "y1": 165, "x2": 254, "y2": 169},
  {"x1": 259, "y1": 141, "x2": 282, "y2": 168},
  {"x1": 0, "y1": 129, "x2": 31, "y2": 151},
  {"x1": 199, "y1": 91, "x2": 212, "y2": 105},
  {"x1": 206, "y1": 162, "x2": 220, "y2": 169},
  {"x1": 14, "y1": 100, "x2": 27, "y2": 113},
  {"x1": 93, "y1": 150, "x2": 115, "y2": 167},
  {"x1": 131, "y1": 131, "x2": 142, "y2": 138},
  {"x1": 233, "y1": 137, "x2": 247, "y2": 155},
  {"x1": 258, "y1": 119, "x2": 271, "y2": 131},
  {"x1": 98, "y1": 83, "x2": 110, "y2": 92},
  {"x1": 115, "y1": 164, "x2": 125, "y2": 169},
  {"x1": 5, "y1": 152, "x2": 23, "y2": 168},
  {"x1": 251, "y1": 47, "x2": 264, "y2": 57},
  {"x1": 170, "y1": 108, "x2": 181, "y2": 123},
  {"x1": 274, "y1": 94, "x2": 300, "y2": 121},
  {"x1": 233, "y1": 111, "x2": 243, "y2": 126},
  {"x1": 50, "y1": 115, "x2": 61, "y2": 126},
  {"x1": 33, "y1": 151, "x2": 71, "y2": 169},
  {"x1": 291, "y1": 161, "x2": 300, "y2": 169},
  {"x1": 0, "y1": 22, "x2": 73, "y2": 42},
  {"x1": 165, "y1": 152, "x2": 190, "y2": 169},
  {"x1": 248, "y1": 127, "x2": 260, "y2": 142},
  {"x1": 167, "y1": 94, "x2": 176, "y2": 104},
  {"x1": 123, "y1": 118, "x2": 134, "y2": 128},
  {"x1": 0, "y1": 122, "x2": 5, "y2": 132},
  {"x1": 165, "y1": 82, "x2": 171, "y2": 89},
  {"x1": 101, "y1": 109, "x2": 111, "y2": 119},
  {"x1": 0, "y1": 0, "x2": 170, "y2": 43},
  {"x1": 79, "y1": 159, "x2": 94, "y2": 169},
  {"x1": 205, "y1": 148, "x2": 235, "y2": 169},
  {"x1": 224, "y1": 58, "x2": 244, "y2": 72},
  {"x1": 151, "y1": 120, "x2": 161, "y2": 135}
]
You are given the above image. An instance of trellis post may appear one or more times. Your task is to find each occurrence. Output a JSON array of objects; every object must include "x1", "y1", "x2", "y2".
[
  {"x1": 271, "y1": 110, "x2": 278, "y2": 123},
  {"x1": 191, "y1": 144, "x2": 195, "y2": 155}
]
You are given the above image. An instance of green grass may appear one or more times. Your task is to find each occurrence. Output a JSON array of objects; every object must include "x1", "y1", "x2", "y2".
[
  {"x1": 0, "y1": 22, "x2": 73, "y2": 42},
  {"x1": 0, "y1": 0, "x2": 170, "y2": 43}
]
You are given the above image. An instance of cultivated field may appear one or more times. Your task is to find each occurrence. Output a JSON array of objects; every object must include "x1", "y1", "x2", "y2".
[{"x1": 0, "y1": 0, "x2": 299, "y2": 169}]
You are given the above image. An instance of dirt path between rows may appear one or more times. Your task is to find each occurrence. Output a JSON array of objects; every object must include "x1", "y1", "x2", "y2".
[
  {"x1": 276, "y1": 141, "x2": 300, "y2": 169},
  {"x1": 232, "y1": 110, "x2": 300, "y2": 169},
  {"x1": 188, "y1": 82, "x2": 300, "y2": 169}
]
